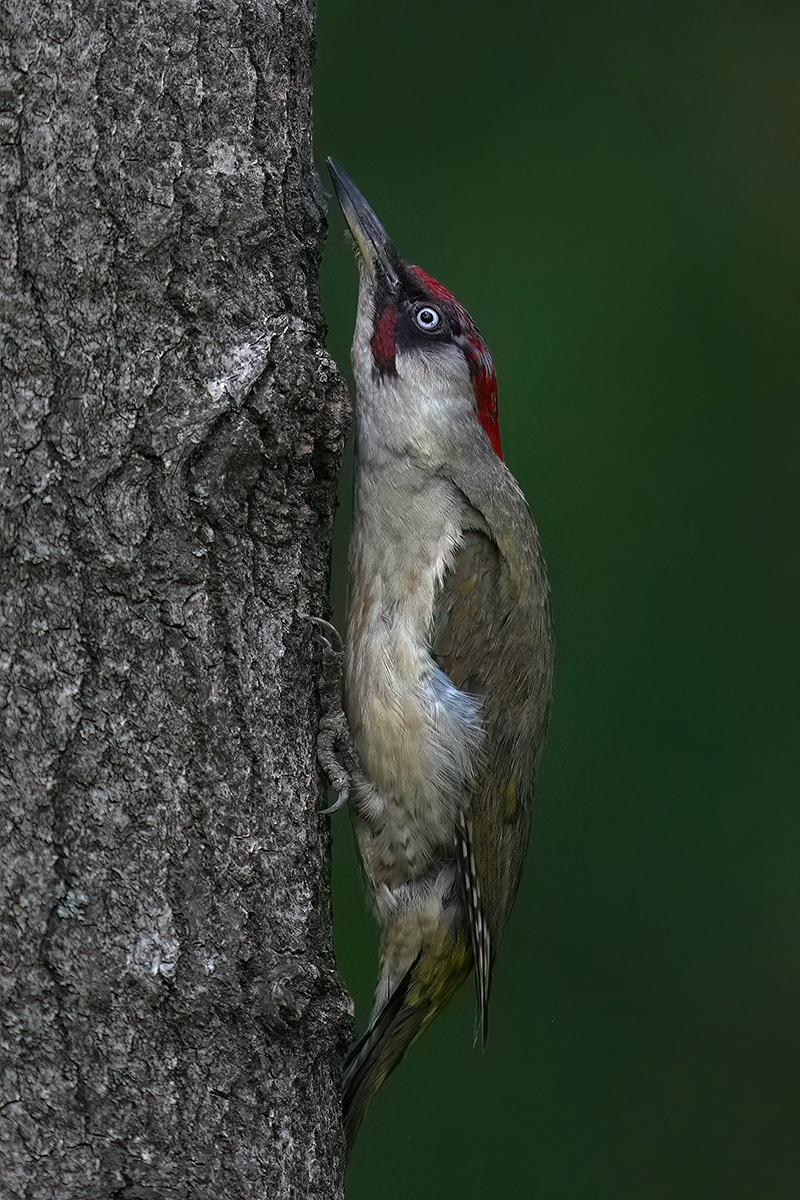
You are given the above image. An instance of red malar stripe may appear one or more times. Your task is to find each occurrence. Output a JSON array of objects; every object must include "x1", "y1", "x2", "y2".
[
  {"x1": 371, "y1": 304, "x2": 396, "y2": 371},
  {"x1": 472, "y1": 357, "x2": 502, "y2": 459}
]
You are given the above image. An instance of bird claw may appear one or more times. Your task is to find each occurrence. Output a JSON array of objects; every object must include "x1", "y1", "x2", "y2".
[
  {"x1": 320, "y1": 787, "x2": 350, "y2": 815},
  {"x1": 303, "y1": 614, "x2": 344, "y2": 655}
]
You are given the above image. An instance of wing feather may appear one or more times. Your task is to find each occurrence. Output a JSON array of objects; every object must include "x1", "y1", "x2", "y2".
[{"x1": 432, "y1": 513, "x2": 553, "y2": 1026}]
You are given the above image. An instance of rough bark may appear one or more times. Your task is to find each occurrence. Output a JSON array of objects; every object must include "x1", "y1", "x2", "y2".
[{"x1": 0, "y1": 1, "x2": 350, "y2": 1196}]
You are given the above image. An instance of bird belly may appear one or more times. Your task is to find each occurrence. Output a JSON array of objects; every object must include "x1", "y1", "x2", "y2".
[
  {"x1": 344, "y1": 475, "x2": 483, "y2": 888},
  {"x1": 346, "y1": 622, "x2": 482, "y2": 887}
]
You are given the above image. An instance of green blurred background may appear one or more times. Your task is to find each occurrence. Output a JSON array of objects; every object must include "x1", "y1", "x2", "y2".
[{"x1": 313, "y1": 1, "x2": 799, "y2": 1195}]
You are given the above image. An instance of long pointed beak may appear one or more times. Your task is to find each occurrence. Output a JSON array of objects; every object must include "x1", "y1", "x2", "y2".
[{"x1": 327, "y1": 158, "x2": 399, "y2": 288}]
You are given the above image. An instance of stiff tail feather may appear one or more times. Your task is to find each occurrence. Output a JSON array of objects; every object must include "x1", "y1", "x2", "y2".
[
  {"x1": 342, "y1": 961, "x2": 426, "y2": 1149},
  {"x1": 342, "y1": 933, "x2": 471, "y2": 1149}
]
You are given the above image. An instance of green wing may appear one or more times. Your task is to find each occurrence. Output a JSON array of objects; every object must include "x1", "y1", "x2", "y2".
[{"x1": 433, "y1": 512, "x2": 553, "y2": 1037}]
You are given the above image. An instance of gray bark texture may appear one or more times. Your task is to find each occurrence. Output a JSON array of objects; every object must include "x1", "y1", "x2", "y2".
[{"x1": 0, "y1": 1, "x2": 351, "y2": 1196}]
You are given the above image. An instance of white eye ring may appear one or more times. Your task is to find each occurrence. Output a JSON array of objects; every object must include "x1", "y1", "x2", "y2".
[{"x1": 414, "y1": 305, "x2": 441, "y2": 331}]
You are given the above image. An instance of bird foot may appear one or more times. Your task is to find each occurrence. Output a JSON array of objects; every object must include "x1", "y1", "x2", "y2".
[{"x1": 300, "y1": 613, "x2": 360, "y2": 813}]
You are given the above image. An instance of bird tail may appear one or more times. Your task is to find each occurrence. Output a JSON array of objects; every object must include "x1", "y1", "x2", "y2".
[{"x1": 342, "y1": 941, "x2": 470, "y2": 1149}]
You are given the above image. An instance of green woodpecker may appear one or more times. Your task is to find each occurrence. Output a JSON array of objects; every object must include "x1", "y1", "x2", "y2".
[{"x1": 327, "y1": 160, "x2": 554, "y2": 1148}]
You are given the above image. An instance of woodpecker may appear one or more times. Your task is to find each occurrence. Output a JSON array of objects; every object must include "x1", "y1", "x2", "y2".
[{"x1": 327, "y1": 159, "x2": 554, "y2": 1148}]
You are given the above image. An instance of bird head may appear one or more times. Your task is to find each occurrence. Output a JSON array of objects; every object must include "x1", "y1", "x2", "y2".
[{"x1": 327, "y1": 159, "x2": 502, "y2": 462}]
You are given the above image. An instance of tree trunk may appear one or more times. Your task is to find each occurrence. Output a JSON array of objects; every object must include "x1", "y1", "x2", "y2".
[{"x1": 0, "y1": 1, "x2": 350, "y2": 1196}]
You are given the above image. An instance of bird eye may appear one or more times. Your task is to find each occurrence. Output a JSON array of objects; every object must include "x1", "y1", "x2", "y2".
[{"x1": 414, "y1": 305, "x2": 441, "y2": 332}]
